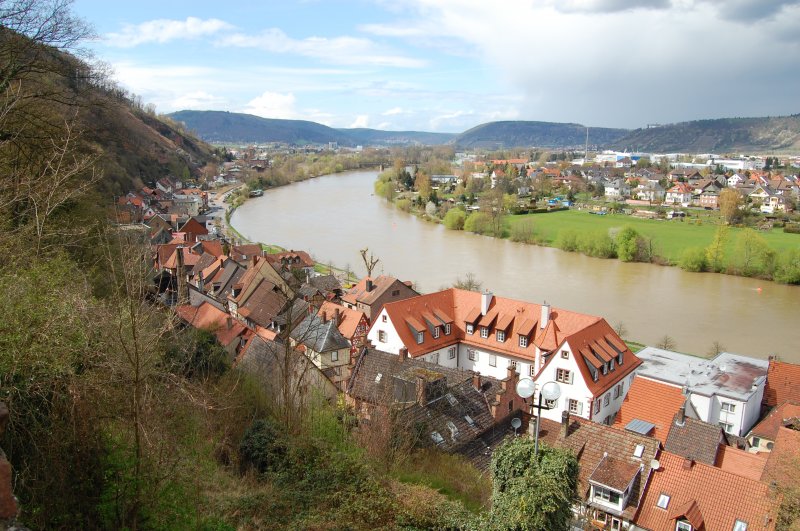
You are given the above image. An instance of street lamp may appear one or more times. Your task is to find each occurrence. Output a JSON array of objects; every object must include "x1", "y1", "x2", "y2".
[{"x1": 516, "y1": 378, "x2": 561, "y2": 457}]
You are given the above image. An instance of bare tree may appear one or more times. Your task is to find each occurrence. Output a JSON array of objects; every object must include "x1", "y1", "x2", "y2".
[
  {"x1": 360, "y1": 247, "x2": 380, "y2": 277},
  {"x1": 453, "y1": 272, "x2": 482, "y2": 292},
  {"x1": 656, "y1": 335, "x2": 676, "y2": 351}
]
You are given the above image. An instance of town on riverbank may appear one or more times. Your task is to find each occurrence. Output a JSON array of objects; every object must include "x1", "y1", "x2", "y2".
[
  {"x1": 109, "y1": 154, "x2": 800, "y2": 529},
  {"x1": 374, "y1": 150, "x2": 800, "y2": 285}
]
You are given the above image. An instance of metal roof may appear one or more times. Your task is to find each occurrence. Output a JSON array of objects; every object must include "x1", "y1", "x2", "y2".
[{"x1": 626, "y1": 418, "x2": 656, "y2": 436}]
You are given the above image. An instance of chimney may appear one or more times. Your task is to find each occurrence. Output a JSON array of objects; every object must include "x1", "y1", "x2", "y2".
[
  {"x1": 473, "y1": 373, "x2": 481, "y2": 391},
  {"x1": 481, "y1": 290, "x2": 493, "y2": 316},
  {"x1": 676, "y1": 405, "x2": 686, "y2": 426},
  {"x1": 366, "y1": 279, "x2": 374, "y2": 292},
  {"x1": 226, "y1": 316, "x2": 233, "y2": 330},
  {"x1": 416, "y1": 375, "x2": 428, "y2": 405},
  {"x1": 399, "y1": 347, "x2": 408, "y2": 362},
  {"x1": 335, "y1": 308, "x2": 341, "y2": 326},
  {"x1": 560, "y1": 410, "x2": 570, "y2": 439},
  {"x1": 540, "y1": 301, "x2": 551, "y2": 329},
  {"x1": 198, "y1": 270, "x2": 205, "y2": 291}
]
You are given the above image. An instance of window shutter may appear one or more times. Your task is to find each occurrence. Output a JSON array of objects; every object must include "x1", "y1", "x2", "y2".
[
  {"x1": 577, "y1": 401, "x2": 583, "y2": 416},
  {"x1": 569, "y1": 371, "x2": 574, "y2": 384}
]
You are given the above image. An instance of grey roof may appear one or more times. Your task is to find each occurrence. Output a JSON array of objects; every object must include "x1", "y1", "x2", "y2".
[
  {"x1": 290, "y1": 313, "x2": 350, "y2": 353},
  {"x1": 308, "y1": 274, "x2": 341, "y2": 293},
  {"x1": 347, "y1": 348, "x2": 503, "y2": 454},
  {"x1": 636, "y1": 347, "x2": 768, "y2": 401},
  {"x1": 664, "y1": 415, "x2": 722, "y2": 466},
  {"x1": 626, "y1": 418, "x2": 656, "y2": 436},
  {"x1": 214, "y1": 260, "x2": 244, "y2": 298}
]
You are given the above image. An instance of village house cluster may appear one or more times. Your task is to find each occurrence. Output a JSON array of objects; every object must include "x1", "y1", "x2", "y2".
[
  {"x1": 116, "y1": 167, "x2": 800, "y2": 531},
  {"x1": 454, "y1": 152, "x2": 800, "y2": 216}
]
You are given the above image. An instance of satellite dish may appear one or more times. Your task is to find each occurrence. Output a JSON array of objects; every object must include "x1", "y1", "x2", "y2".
[
  {"x1": 650, "y1": 459, "x2": 660, "y2": 470},
  {"x1": 541, "y1": 381, "x2": 562, "y2": 401},
  {"x1": 511, "y1": 418, "x2": 522, "y2": 430},
  {"x1": 516, "y1": 378, "x2": 535, "y2": 399}
]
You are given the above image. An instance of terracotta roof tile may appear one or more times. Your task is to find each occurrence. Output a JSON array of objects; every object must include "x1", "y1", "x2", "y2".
[
  {"x1": 761, "y1": 426, "x2": 800, "y2": 487},
  {"x1": 635, "y1": 451, "x2": 777, "y2": 531},
  {"x1": 751, "y1": 401, "x2": 800, "y2": 441},
  {"x1": 589, "y1": 455, "x2": 642, "y2": 491},
  {"x1": 715, "y1": 445, "x2": 767, "y2": 481},
  {"x1": 175, "y1": 302, "x2": 247, "y2": 347},
  {"x1": 764, "y1": 359, "x2": 800, "y2": 407},
  {"x1": 613, "y1": 377, "x2": 687, "y2": 444},
  {"x1": 318, "y1": 301, "x2": 367, "y2": 341}
]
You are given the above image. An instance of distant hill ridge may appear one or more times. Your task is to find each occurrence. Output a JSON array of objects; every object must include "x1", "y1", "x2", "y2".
[
  {"x1": 169, "y1": 110, "x2": 800, "y2": 153},
  {"x1": 168, "y1": 110, "x2": 456, "y2": 146},
  {"x1": 612, "y1": 114, "x2": 800, "y2": 153}
]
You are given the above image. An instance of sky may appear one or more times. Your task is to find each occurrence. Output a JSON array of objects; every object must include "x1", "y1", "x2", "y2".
[{"x1": 71, "y1": 0, "x2": 800, "y2": 133}]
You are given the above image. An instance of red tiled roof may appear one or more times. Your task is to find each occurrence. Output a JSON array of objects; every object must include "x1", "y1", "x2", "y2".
[
  {"x1": 715, "y1": 445, "x2": 767, "y2": 481},
  {"x1": 764, "y1": 359, "x2": 800, "y2": 407},
  {"x1": 380, "y1": 289, "x2": 639, "y2": 397},
  {"x1": 761, "y1": 426, "x2": 800, "y2": 488},
  {"x1": 634, "y1": 452, "x2": 776, "y2": 531},
  {"x1": 318, "y1": 301, "x2": 367, "y2": 340},
  {"x1": 613, "y1": 376, "x2": 686, "y2": 444},
  {"x1": 751, "y1": 401, "x2": 800, "y2": 441},
  {"x1": 175, "y1": 302, "x2": 247, "y2": 347}
]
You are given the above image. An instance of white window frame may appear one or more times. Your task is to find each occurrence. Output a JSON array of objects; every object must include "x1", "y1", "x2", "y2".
[
  {"x1": 604, "y1": 393, "x2": 610, "y2": 406},
  {"x1": 676, "y1": 521, "x2": 693, "y2": 531},
  {"x1": 466, "y1": 323, "x2": 474, "y2": 334},
  {"x1": 519, "y1": 335, "x2": 528, "y2": 348},
  {"x1": 331, "y1": 351, "x2": 339, "y2": 362},
  {"x1": 561, "y1": 350, "x2": 569, "y2": 359},
  {"x1": 433, "y1": 326, "x2": 440, "y2": 339},
  {"x1": 594, "y1": 399, "x2": 601, "y2": 414},
  {"x1": 468, "y1": 349, "x2": 477, "y2": 361},
  {"x1": 657, "y1": 493, "x2": 670, "y2": 509},
  {"x1": 480, "y1": 326, "x2": 489, "y2": 339},
  {"x1": 488, "y1": 354, "x2": 497, "y2": 367},
  {"x1": 448, "y1": 346, "x2": 456, "y2": 359},
  {"x1": 382, "y1": 314, "x2": 387, "y2": 322},
  {"x1": 733, "y1": 520, "x2": 748, "y2": 531},
  {"x1": 719, "y1": 421, "x2": 734, "y2": 434},
  {"x1": 445, "y1": 323, "x2": 451, "y2": 335},
  {"x1": 529, "y1": 365, "x2": 536, "y2": 377},
  {"x1": 416, "y1": 332, "x2": 424, "y2": 344},
  {"x1": 568, "y1": 399, "x2": 581, "y2": 414},
  {"x1": 721, "y1": 402, "x2": 735, "y2": 413},
  {"x1": 378, "y1": 330, "x2": 387, "y2": 343},
  {"x1": 496, "y1": 330, "x2": 505, "y2": 342},
  {"x1": 509, "y1": 359, "x2": 518, "y2": 371},
  {"x1": 556, "y1": 368, "x2": 571, "y2": 384}
]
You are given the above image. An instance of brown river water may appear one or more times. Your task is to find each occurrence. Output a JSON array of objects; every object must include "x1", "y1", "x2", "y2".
[{"x1": 231, "y1": 170, "x2": 800, "y2": 361}]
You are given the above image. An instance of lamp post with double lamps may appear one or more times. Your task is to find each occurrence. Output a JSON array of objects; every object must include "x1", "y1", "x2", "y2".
[{"x1": 515, "y1": 378, "x2": 562, "y2": 457}]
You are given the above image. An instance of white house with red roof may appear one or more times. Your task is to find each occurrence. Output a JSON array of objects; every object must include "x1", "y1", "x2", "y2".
[{"x1": 367, "y1": 289, "x2": 640, "y2": 425}]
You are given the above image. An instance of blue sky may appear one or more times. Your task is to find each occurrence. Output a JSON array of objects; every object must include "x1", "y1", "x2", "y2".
[{"x1": 72, "y1": 0, "x2": 800, "y2": 132}]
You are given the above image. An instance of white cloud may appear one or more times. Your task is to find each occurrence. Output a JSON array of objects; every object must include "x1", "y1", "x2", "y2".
[
  {"x1": 382, "y1": 107, "x2": 408, "y2": 115},
  {"x1": 169, "y1": 91, "x2": 227, "y2": 110},
  {"x1": 217, "y1": 28, "x2": 426, "y2": 68},
  {"x1": 105, "y1": 17, "x2": 233, "y2": 47},
  {"x1": 350, "y1": 115, "x2": 370, "y2": 128},
  {"x1": 242, "y1": 91, "x2": 299, "y2": 119}
]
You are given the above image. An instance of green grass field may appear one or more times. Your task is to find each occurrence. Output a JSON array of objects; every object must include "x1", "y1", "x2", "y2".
[{"x1": 506, "y1": 210, "x2": 800, "y2": 263}]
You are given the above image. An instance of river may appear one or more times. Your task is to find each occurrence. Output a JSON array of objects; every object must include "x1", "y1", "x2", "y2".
[{"x1": 231, "y1": 170, "x2": 800, "y2": 362}]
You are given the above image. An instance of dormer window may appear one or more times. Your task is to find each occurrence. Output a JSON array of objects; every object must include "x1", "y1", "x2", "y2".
[
  {"x1": 676, "y1": 522, "x2": 693, "y2": 531},
  {"x1": 433, "y1": 327, "x2": 440, "y2": 339},
  {"x1": 416, "y1": 332, "x2": 423, "y2": 344},
  {"x1": 657, "y1": 493, "x2": 670, "y2": 509},
  {"x1": 445, "y1": 323, "x2": 451, "y2": 335},
  {"x1": 592, "y1": 485, "x2": 621, "y2": 506},
  {"x1": 466, "y1": 323, "x2": 474, "y2": 334},
  {"x1": 480, "y1": 327, "x2": 488, "y2": 339},
  {"x1": 519, "y1": 335, "x2": 528, "y2": 348},
  {"x1": 496, "y1": 330, "x2": 505, "y2": 342},
  {"x1": 602, "y1": 363, "x2": 608, "y2": 375}
]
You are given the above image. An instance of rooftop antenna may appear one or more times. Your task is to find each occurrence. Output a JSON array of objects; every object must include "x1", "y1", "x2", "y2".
[{"x1": 585, "y1": 126, "x2": 589, "y2": 164}]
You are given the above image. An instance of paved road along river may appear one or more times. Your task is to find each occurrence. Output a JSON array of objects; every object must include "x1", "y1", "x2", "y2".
[{"x1": 231, "y1": 170, "x2": 800, "y2": 362}]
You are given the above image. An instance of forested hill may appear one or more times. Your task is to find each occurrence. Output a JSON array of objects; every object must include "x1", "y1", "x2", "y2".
[
  {"x1": 452, "y1": 120, "x2": 629, "y2": 148},
  {"x1": 612, "y1": 114, "x2": 800, "y2": 153},
  {"x1": 168, "y1": 110, "x2": 456, "y2": 146},
  {"x1": 0, "y1": 27, "x2": 216, "y2": 199}
]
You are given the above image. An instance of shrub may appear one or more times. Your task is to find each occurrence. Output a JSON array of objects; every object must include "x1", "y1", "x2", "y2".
[
  {"x1": 679, "y1": 247, "x2": 707, "y2": 272},
  {"x1": 443, "y1": 208, "x2": 466, "y2": 230},
  {"x1": 555, "y1": 229, "x2": 580, "y2": 252},
  {"x1": 510, "y1": 220, "x2": 537, "y2": 243},
  {"x1": 774, "y1": 248, "x2": 800, "y2": 284},
  {"x1": 395, "y1": 198, "x2": 411, "y2": 212},
  {"x1": 239, "y1": 419, "x2": 289, "y2": 475},
  {"x1": 464, "y1": 212, "x2": 492, "y2": 234}
]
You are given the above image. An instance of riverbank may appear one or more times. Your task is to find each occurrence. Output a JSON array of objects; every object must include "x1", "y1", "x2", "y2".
[
  {"x1": 380, "y1": 185, "x2": 800, "y2": 285},
  {"x1": 221, "y1": 182, "x2": 359, "y2": 283}
]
